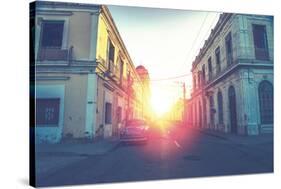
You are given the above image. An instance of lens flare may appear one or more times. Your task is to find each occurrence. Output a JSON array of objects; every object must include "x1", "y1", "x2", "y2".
[{"x1": 150, "y1": 85, "x2": 175, "y2": 116}]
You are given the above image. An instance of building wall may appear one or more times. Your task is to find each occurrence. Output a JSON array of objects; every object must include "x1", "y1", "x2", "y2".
[
  {"x1": 33, "y1": 2, "x2": 146, "y2": 143},
  {"x1": 95, "y1": 76, "x2": 128, "y2": 138},
  {"x1": 237, "y1": 14, "x2": 274, "y2": 61},
  {"x1": 63, "y1": 74, "x2": 88, "y2": 138},
  {"x1": 188, "y1": 13, "x2": 273, "y2": 135},
  {"x1": 94, "y1": 8, "x2": 144, "y2": 138},
  {"x1": 33, "y1": 2, "x2": 101, "y2": 143},
  {"x1": 35, "y1": 73, "x2": 89, "y2": 142},
  {"x1": 35, "y1": 84, "x2": 65, "y2": 143},
  {"x1": 68, "y1": 12, "x2": 92, "y2": 60},
  {"x1": 84, "y1": 73, "x2": 98, "y2": 139},
  {"x1": 96, "y1": 14, "x2": 110, "y2": 64},
  {"x1": 35, "y1": 5, "x2": 100, "y2": 61},
  {"x1": 239, "y1": 68, "x2": 273, "y2": 134}
]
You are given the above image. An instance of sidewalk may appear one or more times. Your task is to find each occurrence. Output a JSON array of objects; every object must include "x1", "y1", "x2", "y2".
[
  {"x1": 196, "y1": 128, "x2": 273, "y2": 146},
  {"x1": 36, "y1": 137, "x2": 120, "y2": 156},
  {"x1": 35, "y1": 137, "x2": 120, "y2": 177}
]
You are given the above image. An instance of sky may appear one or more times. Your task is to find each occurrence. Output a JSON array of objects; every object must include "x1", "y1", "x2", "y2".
[{"x1": 108, "y1": 5, "x2": 221, "y2": 115}]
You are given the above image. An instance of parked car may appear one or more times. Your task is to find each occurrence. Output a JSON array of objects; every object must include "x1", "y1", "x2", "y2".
[{"x1": 120, "y1": 119, "x2": 149, "y2": 143}]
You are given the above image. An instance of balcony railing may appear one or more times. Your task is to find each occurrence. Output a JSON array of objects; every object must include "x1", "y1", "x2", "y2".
[
  {"x1": 37, "y1": 46, "x2": 73, "y2": 62},
  {"x1": 255, "y1": 47, "x2": 269, "y2": 60}
]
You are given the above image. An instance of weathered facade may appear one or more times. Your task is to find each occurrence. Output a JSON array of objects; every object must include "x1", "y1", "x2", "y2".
[
  {"x1": 31, "y1": 1, "x2": 144, "y2": 143},
  {"x1": 186, "y1": 13, "x2": 273, "y2": 135}
]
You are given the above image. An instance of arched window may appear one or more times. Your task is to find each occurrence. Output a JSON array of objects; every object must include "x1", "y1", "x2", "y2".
[
  {"x1": 217, "y1": 91, "x2": 223, "y2": 124},
  {"x1": 228, "y1": 86, "x2": 237, "y2": 133},
  {"x1": 259, "y1": 80, "x2": 273, "y2": 124}
]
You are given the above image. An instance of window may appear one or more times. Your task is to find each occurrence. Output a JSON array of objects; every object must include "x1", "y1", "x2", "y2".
[
  {"x1": 225, "y1": 32, "x2": 233, "y2": 65},
  {"x1": 259, "y1": 81, "x2": 273, "y2": 124},
  {"x1": 208, "y1": 57, "x2": 212, "y2": 80},
  {"x1": 41, "y1": 20, "x2": 64, "y2": 48},
  {"x1": 105, "y1": 102, "x2": 112, "y2": 124},
  {"x1": 202, "y1": 65, "x2": 206, "y2": 85},
  {"x1": 107, "y1": 39, "x2": 115, "y2": 71},
  {"x1": 215, "y1": 47, "x2": 221, "y2": 74},
  {"x1": 253, "y1": 24, "x2": 269, "y2": 60},
  {"x1": 217, "y1": 91, "x2": 223, "y2": 124},
  {"x1": 36, "y1": 98, "x2": 60, "y2": 126}
]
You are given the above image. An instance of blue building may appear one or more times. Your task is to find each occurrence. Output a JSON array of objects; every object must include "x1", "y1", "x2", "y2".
[{"x1": 187, "y1": 13, "x2": 273, "y2": 135}]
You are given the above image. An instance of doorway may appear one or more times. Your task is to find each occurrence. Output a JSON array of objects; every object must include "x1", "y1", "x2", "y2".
[{"x1": 228, "y1": 86, "x2": 237, "y2": 134}]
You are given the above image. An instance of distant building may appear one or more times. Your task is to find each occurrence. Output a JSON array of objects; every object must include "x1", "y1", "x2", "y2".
[
  {"x1": 186, "y1": 13, "x2": 273, "y2": 135},
  {"x1": 136, "y1": 65, "x2": 151, "y2": 121},
  {"x1": 30, "y1": 1, "x2": 144, "y2": 143},
  {"x1": 166, "y1": 98, "x2": 184, "y2": 122}
]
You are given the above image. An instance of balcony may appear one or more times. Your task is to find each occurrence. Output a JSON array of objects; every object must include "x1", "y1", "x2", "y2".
[
  {"x1": 255, "y1": 48, "x2": 269, "y2": 60},
  {"x1": 37, "y1": 46, "x2": 73, "y2": 62}
]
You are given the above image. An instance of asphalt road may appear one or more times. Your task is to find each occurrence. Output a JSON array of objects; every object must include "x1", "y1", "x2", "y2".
[{"x1": 37, "y1": 126, "x2": 273, "y2": 187}]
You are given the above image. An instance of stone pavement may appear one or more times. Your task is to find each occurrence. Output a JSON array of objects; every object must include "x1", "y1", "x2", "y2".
[{"x1": 35, "y1": 137, "x2": 120, "y2": 178}]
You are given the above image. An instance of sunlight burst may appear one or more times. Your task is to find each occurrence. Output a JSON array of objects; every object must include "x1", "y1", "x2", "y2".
[{"x1": 150, "y1": 85, "x2": 176, "y2": 116}]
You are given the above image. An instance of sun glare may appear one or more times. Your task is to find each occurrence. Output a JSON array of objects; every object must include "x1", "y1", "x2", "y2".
[{"x1": 150, "y1": 85, "x2": 175, "y2": 116}]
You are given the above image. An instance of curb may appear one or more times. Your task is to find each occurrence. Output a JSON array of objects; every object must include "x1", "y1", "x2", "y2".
[
  {"x1": 36, "y1": 140, "x2": 122, "y2": 157},
  {"x1": 197, "y1": 129, "x2": 228, "y2": 140}
]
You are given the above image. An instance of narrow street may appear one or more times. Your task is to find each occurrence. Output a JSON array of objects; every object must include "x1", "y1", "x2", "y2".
[{"x1": 37, "y1": 125, "x2": 273, "y2": 187}]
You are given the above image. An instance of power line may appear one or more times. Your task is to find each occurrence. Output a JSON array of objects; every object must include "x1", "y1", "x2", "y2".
[
  {"x1": 131, "y1": 13, "x2": 221, "y2": 84},
  {"x1": 130, "y1": 72, "x2": 192, "y2": 83},
  {"x1": 177, "y1": 12, "x2": 221, "y2": 77},
  {"x1": 149, "y1": 73, "x2": 192, "y2": 81},
  {"x1": 197, "y1": 12, "x2": 221, "y2": 51},
  {"x1": 177, "y1": 12, "x2": 209, "y2": 73}
]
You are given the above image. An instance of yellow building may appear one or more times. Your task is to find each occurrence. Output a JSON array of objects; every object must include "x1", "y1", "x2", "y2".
[
  {"x1": 166, "y1": 98, "x2": 184, "y2": 122},
  {"x1": 31, "y1": 1, "x2": 144, "y2": 143}
]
